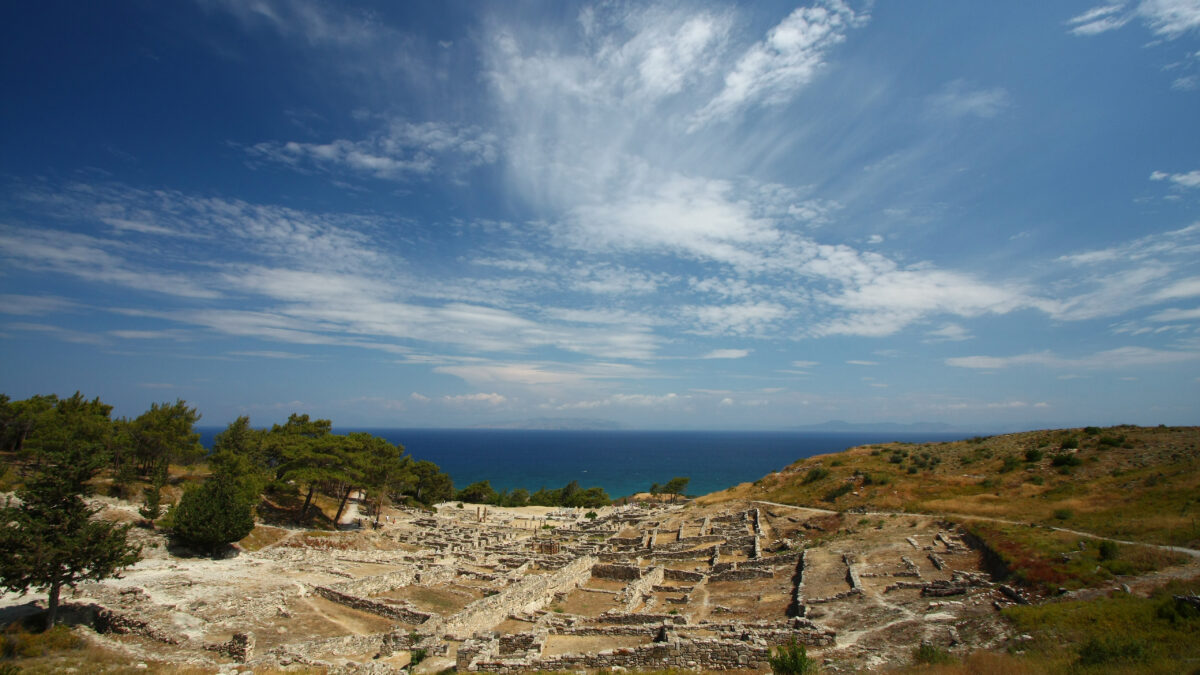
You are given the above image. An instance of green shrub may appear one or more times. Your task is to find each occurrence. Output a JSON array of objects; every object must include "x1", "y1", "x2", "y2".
[
  {"x1": 1053, "y1": 508, "x2": 1074, "y2": 521},
  {"x1": 170, "y1": 479, "x2": 255, "y2": 555},
  {"x1": 1098, "y1": 540, "x2": 1120, "y2": 561},
  {"x1": 1077, "y1": 637, "x2": 1146, "y2": 665},
  {"x1": 821, "y1": 483, "x2": 853, "y2": 502},
  {"x1": 888, "y1": 454, "x2": 903, "y2": 464},
  {"x1": 1051, "y1": 453, "x2": 1082, "y2": 467},
  {"x1": 1024, "y1": 449, "x2": 1044, "y2": 462},
  {"x1": 1083, "y1": 426, "x2": 1101, "y2": 436},
  {"x1": 912, "y1": 643, "x2": 955, "y2": 665},
  {"x1": 862, "y1": 473, "x2": 889, "y2": 486},
  {"x1": 1098, "y1": 434, "x2": 1125, "y2": 447},
  {"x1": 907, "y1": 466, "x2": 918, "y2": 474},
  {"x1": 802, "y1": 467, "x2": 830, "y2": 484},
  {"x1": 1060, "y1": 436, "x2": 1080, "y2": 449},
  {"x1": 830, "y1": 459, "x2": 843, "y2": 467},
  {"x1": 768, "y1": 637, "x2": 818, "y2": 675},
  {"x1": 1000, "y1": 456, "x2": 1021, "y2": 473}
]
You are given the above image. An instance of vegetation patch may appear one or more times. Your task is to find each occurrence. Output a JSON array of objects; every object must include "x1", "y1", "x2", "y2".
[{"x1": 1003, "y1": 576, "x2": 1200, "y2": 672}]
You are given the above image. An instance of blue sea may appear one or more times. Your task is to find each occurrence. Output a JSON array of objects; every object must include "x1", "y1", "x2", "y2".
[{"x1": 199, "y1": 428, "x2": 972, "y2": 498}]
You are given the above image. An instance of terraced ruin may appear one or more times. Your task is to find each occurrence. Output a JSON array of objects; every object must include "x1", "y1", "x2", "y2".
[{"x1": 5, "y1": 494, "x2": 1044, "y2": 672}]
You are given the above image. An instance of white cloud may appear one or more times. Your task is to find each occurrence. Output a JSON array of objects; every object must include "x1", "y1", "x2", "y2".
[
  {"x1": 1150, "y1": 169, "x2": 1200, "y2": 188},
  {"x1": 926, "y1": 80, "x2": 1010, "y2": 119},
  {"x1": 0, "y1": 294, "x2": 77, "y2": 316},
  {"x1": 1067, "y1": 4, "x2": 1132, "y2": 35},
  {"x1": 443, "y1": 392, "x2": 507, "y2": 405},
  {"x1": 1147, "y1": 306, "x2": 1200, "y2": 321},
  {"x1": 557, "y1": 392, "x2": 682, "y2": 410},
  {"x1": 846, "y1": 359, "x2": 877, "y2": 366},
  {"x1": 689, "y1": 1, "x2": 866, "y2": 130},
  {"x1": 684, "y1": 302, "x2": 789, "y2": 336},
  {"x1": 791, "y1": 360, "x2": 819, "y2": 368},
  {"x1": 701, "y1": 348, "x2": 751, "y2": 359},
  {"x1": 246, "y1": 119, "x2": 498, "y2": 181},
  {"x1": 1068, "y1": 1, "x2": 1200, "y2": 39},
  {"x1": 947, "y1": 346, "x2": 1200, "y2": 370},
  {"x1": 924, "y1": 323, "x2": 973, "y2": 342},
  {"x1": 409, "y1": 392, "x2": 430, "y2": 402}
]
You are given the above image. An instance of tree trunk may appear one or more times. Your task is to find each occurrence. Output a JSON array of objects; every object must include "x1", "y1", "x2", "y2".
[
  {"x1": 300, "y1": 485, "x2": 315, "y2": 522},
  {"x1": 45, "y1": 579, "x2": 62, "y2": 631},
  {"x1": 333, "y1": 485, "x2": 352, "y2": 526}
]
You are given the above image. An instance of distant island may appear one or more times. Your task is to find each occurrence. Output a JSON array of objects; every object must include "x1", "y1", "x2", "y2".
[
  {"x1": 788, "y1": 420, "x2": 966, "y2": 433},
  {"x1": 469, "y1": 417, "x2": 623, "y2": 430}
]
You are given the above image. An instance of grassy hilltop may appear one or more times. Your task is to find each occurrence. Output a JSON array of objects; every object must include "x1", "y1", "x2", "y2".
[{"x1": 699, "y1": 425, "x2": 1200, "y2": 550}]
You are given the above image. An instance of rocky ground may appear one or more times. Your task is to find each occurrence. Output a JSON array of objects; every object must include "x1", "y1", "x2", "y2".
[{"x1": 10, "y1": 488, "x2": 1188, "y2": 673}]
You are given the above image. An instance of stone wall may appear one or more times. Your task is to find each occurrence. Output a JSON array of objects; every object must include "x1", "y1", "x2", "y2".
[
  {"x1": 665, "y1": 569, "x2": 705, "y2": 582},
  {"x1": 591, "y1": 563, "x2": 643, "y2": 580},
  {"x1": 439, "y1": 555, "x2": 596, "y2": 638},
  {"x1": 465, "y1": 636, "x2": 771, "y2": 672},
  {"x1": 620, "y1": 566, "x2": 664, "y2": 611},
  {"x1": 710, "y1": 567, "x2": 773, "y2": 583},
  {"x1": 312, "y1": 585, "x2": 434, "y2": 624}
]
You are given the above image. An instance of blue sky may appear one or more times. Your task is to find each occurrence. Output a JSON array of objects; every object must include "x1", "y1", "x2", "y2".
[{"x1": 1, "y1": 1, "x2": 1199, "y2": 430}]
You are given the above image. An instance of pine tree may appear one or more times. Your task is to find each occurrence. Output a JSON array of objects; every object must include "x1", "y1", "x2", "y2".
[
  {"x1": 170, "y1": 478, "x2": 255, "y2": 555},
  {"x1": 0, "y1": 393, "x2": 141, "y2": 629}
]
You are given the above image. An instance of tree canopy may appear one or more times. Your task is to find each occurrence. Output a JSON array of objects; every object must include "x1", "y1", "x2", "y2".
[{"x1": 0, "y1": 393, "x2": 141, "y2": 629}]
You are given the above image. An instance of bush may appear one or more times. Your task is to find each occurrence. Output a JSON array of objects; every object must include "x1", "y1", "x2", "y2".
[
  {"x1": 768, "y1": 637, "x2": 818, "y2": 675},
  {"x1": 888, "y1": 454, "x2": 903, "y2": 464},
  {"x1": 821, "y1": 483, "x2": 853, "y2": 502},
  {"x1": 1083, "y1": 426, "x2": 1101, "y2": 436},
  {"x1": 1053, "y1": 508, "x2": 1074, "y2": 521},
  {"x1": 1060, "y1": 436, "x2": 1080, "y2": 450},
  {"x1": 170, "y1": 479, "x2": 255, "y2": 555},
  {"x1": 1077, "y1": 637, "x2": 1146, "y2": 666},
  {"x1": 1024, "y1": 449, "x2": 1044, "y2": 462},
  {"x1": 912, "y1": 643, "x2": 955, "y2": 665},
  {"x1": 1, "y1": 623, "x2": 82, "y2": 659},
  {"x1": 1098, "y1": 540, "x2": 1120, "y2": 561},
  {"x1": 1051, "y1": 453, "x2": 1082, "y2": 467},
  {"x1": 802, "y1": 467, "x2": 830, "y2": 484},
  {"x1": 999, "y1": 456, "x2": 1021, "y2": 473},
  {"x1": 862, "y1": 473, "x2": 889, "y2": 486},
  {"x1": 1098, "y1": 434, "x2": 1125, "y2": 447}
]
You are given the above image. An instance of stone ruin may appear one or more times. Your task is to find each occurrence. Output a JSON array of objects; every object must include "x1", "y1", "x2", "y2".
[{"x1": 30, "y1": 498, "x2": 1017, "y2": 672}]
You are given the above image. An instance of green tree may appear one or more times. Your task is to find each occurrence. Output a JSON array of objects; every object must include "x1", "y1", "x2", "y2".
[
  {"x1": 456, "y1": 480, "x2": 498, "y2": 504},
  {"x1": 405, "y1": 460, "x2": 454, "y2": 505},
  {"x1": 0, "y1": 393, "x2": 141, "y2": 629},
  {"x1": 170, "y1": 478, "x2": 255, "y2": 555},
  {"x1": 138, "y1": 464, "x2": 167, "y2": 527},
  {"x1": 129, "y1": 399, "x2": 203, "y2": 476},
  {"x1": 270, "y1": 414, "x2": 337, "y2": 521},
  {"x1": 662, "y1": 476, "x2": 690, "y2": 499}
]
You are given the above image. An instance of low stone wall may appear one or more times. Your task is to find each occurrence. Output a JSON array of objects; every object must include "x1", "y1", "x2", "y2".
[
  {"x1": 648, "y1": 545, "x2": 718, "y2": 561},
  {"x1": 465, "y1": 636, "x2": 770, "y2": 672},
  {"x1": 665, "y1": 569, "x2": 705, "y2": 582},
  {"x1": 710, "y1": 567, "x2": 773, "y2": 583},
  {"x1": 313, "y1": 586, "x2": 434, "y2": 624},
  {"x1": 592, "y1": 563, "x2": 643, "y2": 581},
  {"x1": 620, "y1": 566, "x2": 664, "y2": 611},
  {"x1": 440, "y1": 555, "x2": 596, "y2": 638},
  {"x1": 595, "y1": 611, "x2": 688, "y2": 625}
]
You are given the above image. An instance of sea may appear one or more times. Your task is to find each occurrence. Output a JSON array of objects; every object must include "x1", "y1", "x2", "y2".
[{"x1": 198, "y1": 428, "x2": 973, "y2": 499}]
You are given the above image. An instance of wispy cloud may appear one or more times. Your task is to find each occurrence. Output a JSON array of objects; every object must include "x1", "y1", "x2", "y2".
[
  {"x1": 246, "y1": 119, "x2": 498, "y2": 181},
  {"x1": 1068, "y1": 1, "x2": 1200, "y2": 39},
  {"x1": 947, "y1": 346, "x2": 1200, "y2": 370},
  {"x1": 701, "y1": 348, "x2": 751, "y2": 359},
  {"x1": 688, "y1": 1, "x2": 867, "y2": 130},
  {"x1": 926, "y1": 80, "x2": 1010, "y2": 119},
  {"x1": 1150, "y1": 169, "x2": 1200, "y2": 188}
]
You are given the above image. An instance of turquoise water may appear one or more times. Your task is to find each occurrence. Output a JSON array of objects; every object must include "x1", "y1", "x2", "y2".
[{"x1": 200, "y1": 428, "x2": 972, "y2": 498}]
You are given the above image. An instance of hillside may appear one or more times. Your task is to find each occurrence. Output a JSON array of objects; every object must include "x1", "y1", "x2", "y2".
[{"x1": 699, "y1": 425, "x2": 1200, "y2": 549}]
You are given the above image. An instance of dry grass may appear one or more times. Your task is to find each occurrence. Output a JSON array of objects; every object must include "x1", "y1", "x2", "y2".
[{"x1": 701, "y1": 426, "x2": 1200, "y2": 548}]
